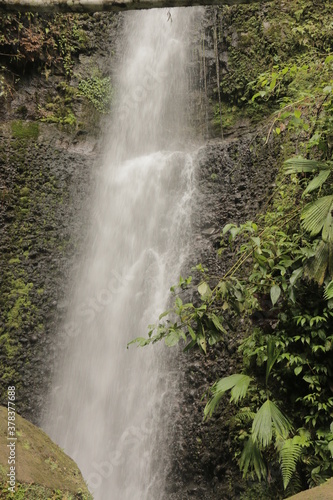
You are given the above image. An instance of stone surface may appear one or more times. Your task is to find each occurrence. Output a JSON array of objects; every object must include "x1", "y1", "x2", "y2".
[
  {"x1": 0, "y1": 405, "x2": 92, "y2": 497},
  {"x1": 287, "y1": 479, "x2": 333, "y2": 500},
  {"x1": 0, "y1": 0, "x2": 269, "y2": 13}
]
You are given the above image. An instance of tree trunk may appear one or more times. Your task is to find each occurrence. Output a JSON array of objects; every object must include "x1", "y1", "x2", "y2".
[{"x1": 0, "y1": 0, "x2": 267, "y2": 13}]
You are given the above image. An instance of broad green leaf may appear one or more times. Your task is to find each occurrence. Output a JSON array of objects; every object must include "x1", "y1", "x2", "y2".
[
  {"x1": 198, "y1": 282, "x2": 211, "y2": 297},
  {"x1": 211, "y1": 314, "x2": 227, "y2": 334},
  {"x1": 218, "y1": 281, "x2": 228, "y2": 296},
  {"x1": 270, "y1": 73, "x2": 278, "y2": 90},
  {"x1": 165, "y1": 330, "x2": 180, "y2": 347},
  {"x1": 294, "y1": 366, "x2": 303, "y2": 376},
  {"x1": 290, "y1": 267, "x2": 303, "y2": 286},
  {"x1": 159, "y1": 310, "x2": 170, "y2": 320},
  {"x1": 188, "y1": 325, "x2": 196, "y2": 340},
  {"x1": 199, "y1": 336, "x2": 207, "y2": 354},
  {"x1": 270, "y1": 285, "x2": 281, "y2": 306},
  {"x1": 175, "y1": 297, "x2": 183, "y2": 308},
  {"x1": 230, "y1": 227, "x2": 241, "y2": 239},
  {"x1": 252, "y1": 91, "x2": 266, "y2": 101},
  {"x1": 223, "y1": 223, "x2": 236, "y2": 234},
  {"x1": 127, "y1": 337, "x2": 150, "y2": 347},
  {"x1": 251, "y1": 236, "x2": 261, "y2": 247},
  {"x1": 325, "y1": 55, "x2": 333, "y2": 65}
]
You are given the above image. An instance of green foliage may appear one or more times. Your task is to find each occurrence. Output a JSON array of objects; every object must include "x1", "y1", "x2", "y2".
[
  {"x1": 131, "y1": 136, "x2": 333, "y2": 492},
  {"x1": 252, "y1": 400, "x2": 291, "y2": 448},
  {"x1": 204, "y1": 374, "x2": 252, "y2": 417},
  {"x1": 0, "y1": 482, "x2": 93, "y2": 499},
  {"x1": 240, "y1": 437, "x2": 266, "y2": 482},
  {"x1": 210, "y1": 0, "x2": 333, "y2": 141},
  {"x1": 78, "y1": 76, "x2": 113, "y2": 113}
]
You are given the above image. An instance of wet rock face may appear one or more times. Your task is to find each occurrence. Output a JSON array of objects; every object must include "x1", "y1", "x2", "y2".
[
  {"x1": 0, "y1": 122, "x2": 95, "y2": 423},
  {"x1": 192, "y1": 135, "x2": 280, "y2": 276},
  {"x1": 0, "y1": 11, "x2": 122, "y2": 424},
  {"x1": 164, "y1": 133, "x2": 281, "y2": 500}
]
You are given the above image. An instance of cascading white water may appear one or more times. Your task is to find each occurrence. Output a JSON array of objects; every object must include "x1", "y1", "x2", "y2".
[{"x1": 44, "y1": 8, "x2": 199, "y2": 499}]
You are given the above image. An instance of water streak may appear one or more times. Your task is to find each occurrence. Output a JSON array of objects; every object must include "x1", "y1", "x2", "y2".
[{"x1": 44, "y1": 8, "x2": 199, "y2": 499}]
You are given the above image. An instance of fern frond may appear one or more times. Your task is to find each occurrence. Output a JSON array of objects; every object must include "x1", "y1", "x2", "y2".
[
  {"x1": 280, "y1": 438, "x2": 303, "y2": 489},
  {"x1": 232, "y1": 407, "x2": 256, "y2": 426},
  {"x1": 240, "y1": 437, "x2": 267, "y2": 481},
  {"x1": 301, "y1": 195, "x2": 333, "y2": 237},
  {"x1": 285, "y1": 470, "x2": 303, "y2": 497},
  {"x1": 252, "y1": 400, "x2": 292, "y2": 448},
  {"x1": 324, "y1": 280, "x2": 333, "y2": 300}
]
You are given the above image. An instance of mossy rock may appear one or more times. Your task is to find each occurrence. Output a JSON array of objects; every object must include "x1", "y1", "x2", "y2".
[
  {"x1": 0, "y1": 406, "x2": 92, "y2": 499},
  {"x1": 11, "y1": 121, "x2": 39, "y2": 140},
  {"x1": 286, "y1": 479, "x2": 333, "y2": 500}
]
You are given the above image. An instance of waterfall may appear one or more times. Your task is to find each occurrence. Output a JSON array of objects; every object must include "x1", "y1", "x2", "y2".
[{"x1": 44, "y1": 8, "x2": 199, "y2": 499}]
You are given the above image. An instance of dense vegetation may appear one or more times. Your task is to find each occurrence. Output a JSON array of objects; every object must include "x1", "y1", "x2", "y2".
[
  {"x1": 1, "y1": 1, "x2": 333, "y2": 498},
  {"x1": 0, "y1": 12, "x2": 113, "y2": 128},
  {"x1": 132, "y1": 1, "x2": 333, "y2": 497}
]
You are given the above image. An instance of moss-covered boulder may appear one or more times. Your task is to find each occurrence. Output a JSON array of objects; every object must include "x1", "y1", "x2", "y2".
[{"x1": 0, "y1": 406, "x2": 92, "y2": 499}]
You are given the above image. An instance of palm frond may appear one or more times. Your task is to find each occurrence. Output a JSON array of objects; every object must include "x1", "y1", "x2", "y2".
[
  {"x1": 304, "y1": 240, "x2": 329, "y2": 285},
  {"x1": 283, "y1": 158, "x2": 330, "y2": 175},
  {"x1": 303, "y1": 169, "x2": 331, "y2": 196},
  {"x1": 204, "y1": 374, "x2": 252, "y2": 418},
  {"x1": 325, "y1": 224, "x2": 333, "y2": 279},
  {"x1": 322, "y1": 209, "x2": 333, "y2": 243},
  {"x1": 280, "y1": 438, "x2": 304, "y2": 489},
  {"x1": 252, "y1": 400, "x2": 292, "y2": 448},
  {"x1": 240, "y1": 437, "x2": 267, "y2": 481},
  {"x1": 230, "y1": 374, "x2": 253, "y2": 403},
  {"x1": 204, "y1": 383, "x2": 225, "y2": 419},
  {"x1": 301, "y1": 195, "x2": 333, "y2": 237}
]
